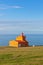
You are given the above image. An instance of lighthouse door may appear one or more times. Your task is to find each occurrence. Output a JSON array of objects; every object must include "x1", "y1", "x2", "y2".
[{"x1": 18, "y1": 44, "x2": 21, "y2": 47}]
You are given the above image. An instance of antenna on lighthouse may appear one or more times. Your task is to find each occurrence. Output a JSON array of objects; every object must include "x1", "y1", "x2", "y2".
[{"x1": 22, "y1": 32, "x2": 24, "y2": 36}]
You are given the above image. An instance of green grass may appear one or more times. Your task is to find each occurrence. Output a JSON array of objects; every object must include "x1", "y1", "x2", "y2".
[{"x1": 0, "y1": 46, "x2": 43, "y2": 65}]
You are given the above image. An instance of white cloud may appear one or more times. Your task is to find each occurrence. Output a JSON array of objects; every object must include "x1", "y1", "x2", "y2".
[
  {"x1": 0, "y1": 22, "x2": 43, "y2": 34},
  {"x1": 0, "y1": 22, "x2": 43, "y2": 31},
  {"x1": 9, "y1": 5, "x2": 23, "y2": 8},
  {"x1": 0, "y1": 4, "x2": 23, "y2": 10},
  {"x1": 0, "y1": 27, "x2": 4, "y2": 30}
]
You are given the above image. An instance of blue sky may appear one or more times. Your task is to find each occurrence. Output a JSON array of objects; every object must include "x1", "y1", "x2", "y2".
[{"x1": 0, "y1": 0, "x2": 43, "y2": 34}]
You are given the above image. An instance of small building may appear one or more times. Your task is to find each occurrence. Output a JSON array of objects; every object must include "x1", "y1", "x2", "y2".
[{"x1": 9, "y1": 33, "x2": 29, "y2": 47}]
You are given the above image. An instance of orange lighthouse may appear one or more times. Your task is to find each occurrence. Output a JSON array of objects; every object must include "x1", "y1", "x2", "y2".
[{"x1": 9, "y1": 33, "x2": 29, "y2": 47}]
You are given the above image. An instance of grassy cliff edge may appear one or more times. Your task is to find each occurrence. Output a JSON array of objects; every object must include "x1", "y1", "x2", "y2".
[{"x1": 0, "y1": 46, "x2": 43, "y2": 65}]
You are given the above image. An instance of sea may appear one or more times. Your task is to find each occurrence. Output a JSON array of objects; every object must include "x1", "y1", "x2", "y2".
[{"x1": 0, "y1": 34, "x2": 43, "y2": 46}]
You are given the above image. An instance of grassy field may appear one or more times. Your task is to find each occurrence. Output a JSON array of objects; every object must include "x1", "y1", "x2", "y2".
[{"x1": 0, "y1": 46, "x2": 43, "y2": 65}]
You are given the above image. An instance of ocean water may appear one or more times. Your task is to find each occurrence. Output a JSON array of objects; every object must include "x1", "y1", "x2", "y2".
[{"x1": 0, "y1": 34, "x2": 43, "y2": 46}]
